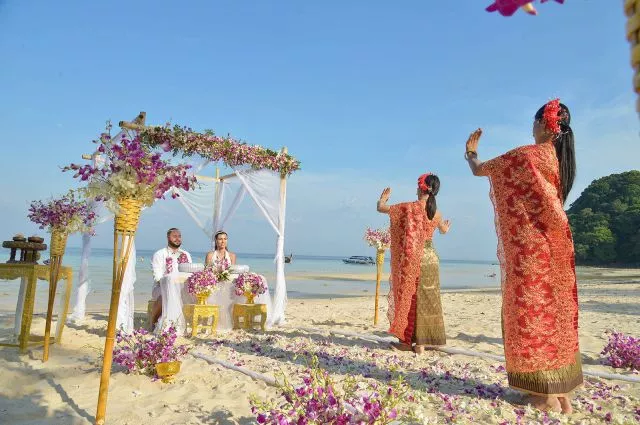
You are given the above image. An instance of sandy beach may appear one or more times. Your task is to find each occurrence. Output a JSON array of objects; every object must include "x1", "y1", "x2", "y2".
[{"x1": 0, "y1": 268, "x2": 639, "y2": 424}]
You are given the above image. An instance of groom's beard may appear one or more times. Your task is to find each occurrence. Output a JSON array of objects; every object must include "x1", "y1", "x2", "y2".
[{"x1": 168, "y1": 241, "x2": 181, "y2": 249}]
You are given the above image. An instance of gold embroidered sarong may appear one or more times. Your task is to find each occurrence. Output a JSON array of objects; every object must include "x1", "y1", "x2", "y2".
[{"x1": 414, "y1": 240, "x2": 446, "y2": 346}]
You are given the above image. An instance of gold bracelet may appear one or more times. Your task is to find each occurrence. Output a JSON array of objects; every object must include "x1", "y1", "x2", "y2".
[{"x1": 464, "y1": 151, "x2": 477, "y2": 160}]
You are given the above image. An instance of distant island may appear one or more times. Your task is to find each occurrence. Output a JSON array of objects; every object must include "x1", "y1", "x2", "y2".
[{"x1": 567, "y1": 170, "x2": 640, "y2": 266}]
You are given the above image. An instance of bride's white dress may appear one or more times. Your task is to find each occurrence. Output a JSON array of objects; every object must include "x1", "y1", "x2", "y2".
[{"x1": 156, "y1": 250, "x2": 272, "y2": 335}]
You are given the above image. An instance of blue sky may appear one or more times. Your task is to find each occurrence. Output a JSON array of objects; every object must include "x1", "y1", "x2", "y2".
[{"x1": 0, "y1": 1, "x2": 638, "y2": 260}]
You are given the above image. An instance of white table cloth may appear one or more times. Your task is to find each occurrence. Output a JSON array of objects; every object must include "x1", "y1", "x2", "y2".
[{"x1": 156, "y1": 271, "x2": 271, "y2": 335}]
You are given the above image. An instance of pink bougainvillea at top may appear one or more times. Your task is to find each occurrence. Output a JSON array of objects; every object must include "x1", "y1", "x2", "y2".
[{"x1": 486, "y1": 0, "x2": 564, "y2": 17}]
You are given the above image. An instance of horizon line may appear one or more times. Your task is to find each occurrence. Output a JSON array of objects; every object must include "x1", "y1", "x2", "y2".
[{"x1": 62, "y1": 245, "x2": 498, "y2": 264}]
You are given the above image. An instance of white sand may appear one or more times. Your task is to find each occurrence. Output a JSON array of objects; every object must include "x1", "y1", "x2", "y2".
[{"x1": 0, "y1": 272, "x2": 639, "y2": 424}]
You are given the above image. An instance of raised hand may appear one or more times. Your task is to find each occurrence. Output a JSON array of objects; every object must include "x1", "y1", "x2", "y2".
[
  {"x1": 441, "y1": 219, "x2": 451, "y2": 232},
  {"x1": 377, "y1": 187, "x2": 391, "y2": 214},
  {"x1": 466, "y1": 128, "x2": 483, "y2": 155},
  {"x1": 379, "y1": 187, "x2": 391, "y2": 203}
]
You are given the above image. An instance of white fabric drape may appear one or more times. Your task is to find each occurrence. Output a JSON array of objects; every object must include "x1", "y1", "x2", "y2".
[
  {"x1": 116, "y1": 237, "x2": 136, "y2": 332},
  {"x1": 69, "y1": 232, "x2": 92, "y2": 321},
  {"x1": 231, "y1": 168, "x2": 287, "y2": 325},
  {"x1": 174, "y1": 167, "x2": 288, "y2": 325},
  {"x1": 217, "y1": 186, "x2": 246, "y2": 234},
  {"x1": 69, "y1": 129, "x2": 126, "y2": 323},
  {"x1": 173, "y1": 178, "x2": 219, "y2": 241},
  {"x1": 68, "y1": 201, "x2": 114, "y2": 322}
]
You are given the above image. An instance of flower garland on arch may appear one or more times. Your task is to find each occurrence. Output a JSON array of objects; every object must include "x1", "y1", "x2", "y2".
[{"x1": 140, "y1": 125, "x2": 301, "y2": 176}]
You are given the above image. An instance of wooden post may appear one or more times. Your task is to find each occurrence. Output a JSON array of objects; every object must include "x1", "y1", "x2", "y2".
[
  {"x1": 118, "y1": 112, "x2": 147, "y2": 131},
  {"x1": 274, "y1": 147, "x2": 288, "y2": 325},
  {"x1": 374, "y1": 249, "x2": 385, "y2": 326},
  {"x1": 213, "y1": 167, "x2": 220, "y2": 240}
]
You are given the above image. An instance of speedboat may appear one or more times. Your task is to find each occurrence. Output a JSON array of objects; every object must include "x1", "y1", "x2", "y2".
[{"x1": 342, "y1": 256, "x2": 375, "y2": 265}]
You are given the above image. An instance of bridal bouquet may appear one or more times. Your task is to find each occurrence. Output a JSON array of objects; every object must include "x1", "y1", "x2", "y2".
[
  {"x1": 212, "y1": 256, "x2": 231, "y2": 282},
  {"x1": 185, "y1": 268, "x2": 219, "y2": 297},
  {"x1": 28, "y1": 190, "x2": 96, "y2": 234},
  {"x1": 234, "y1": 272, "x2": 268, "y2": 297},
  {"x1": 63, "y1": 122, "x2": 197, "y2": 213},
  {"x1": 364, "y1": 227, "x2": 391, "y2": 250}
]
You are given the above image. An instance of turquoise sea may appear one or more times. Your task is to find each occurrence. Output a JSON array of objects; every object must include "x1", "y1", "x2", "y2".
[
  {"x1": 0, "y1": 247, "x2": 500, "y2": 314},
  {"x1": 58, "y1": 247, "x2": 499, "y2": 298}
]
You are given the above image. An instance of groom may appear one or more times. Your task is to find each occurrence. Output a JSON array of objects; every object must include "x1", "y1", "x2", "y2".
[{"x1": 150, "y1": 228, "x2": 192, "y2": 328}]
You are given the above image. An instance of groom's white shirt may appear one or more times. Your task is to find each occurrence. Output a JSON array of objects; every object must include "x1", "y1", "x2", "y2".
[{"x1": 151, "y1": 247, "x2": 192, "y2": 299}]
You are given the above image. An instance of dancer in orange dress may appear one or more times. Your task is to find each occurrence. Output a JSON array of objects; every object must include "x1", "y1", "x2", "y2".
[
  {"x1": 465, "y1": 99, "x2": 582, "y2": 413},
  {"x1": 377, "y1": 174, "x2": 451, "y2": 354}
]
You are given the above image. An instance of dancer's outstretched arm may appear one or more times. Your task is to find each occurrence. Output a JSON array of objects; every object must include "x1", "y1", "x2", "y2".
[
  {"x1": 377, "y1": 187, "x2": 391, "y2": 214},
  {"x1": 465, "y1": 128, "x2": 484, "y2": 176},
  {"x1": 438, "y1": 215, "x2": 451, "y2": 234}
]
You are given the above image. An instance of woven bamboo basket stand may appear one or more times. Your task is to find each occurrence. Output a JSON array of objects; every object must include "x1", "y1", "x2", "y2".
[
  {"x1": 95, "y1": 198, "x2": 142, "y2": 425},
  {"x1": 43, "y1": 229, "x2": 68, "y2": 362}
]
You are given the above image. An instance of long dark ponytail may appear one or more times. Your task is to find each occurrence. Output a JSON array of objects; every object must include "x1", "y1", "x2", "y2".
[
  {"x1": 535, "y1": 102, "x2": 576, "y2": 204},
  {"x1": 420, "y1": 174, "x2": 440, "y2": 220}
]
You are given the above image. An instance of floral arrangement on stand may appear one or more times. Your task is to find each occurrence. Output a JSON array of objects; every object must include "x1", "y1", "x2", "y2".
[
  {"x1": 364, "y1": 227, "x2": 391, "y2": 251},
  {"x1": 113, "y1": 325, "x2": 190, "y2": 379},
  {"x1": 249, "y1": 355, "x2": 418, "y2": 424},
  {"x1": 139, "y1": 125, "x2": 301, "y2": 176},
  {"x1": 185, "y1": 267, "x2": 220, "y2": 299},
  {"x1": 63, "y1": 122, "x2": 198, "y2": 213},
  {"x1": 234, "y1": 272, "x2": 268, "y2": 303},
  {"x1": 365, "y1": 227, "x2": 391, "y2": 326},
  {"x1": 28, "y1": 190, "x2": 96, "y2": 235},
  {"x1": 600, "y1": 330, "x2": 640, "y2": 371},
  {"x1": 28, "y1": 189, "x2": 97, "y2": 361}
]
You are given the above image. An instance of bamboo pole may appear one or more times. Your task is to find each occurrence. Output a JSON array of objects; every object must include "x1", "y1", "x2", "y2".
[
  {"x1": 273, "y1": 147, "x2": 288, "y2": 325},
  {"x1": 373, "y1": 249, "x2": 385, "y2": 326},
  {"x1": 95, "y1": 115, "x2": 146, "y2": 425},
  {"x1": 95, "y1": 202, "x2": 140, "y2": 424},
  {"x1": 43, "y1": 230, "x2": 67, "y2": 362},
  {"x1": 213, "y1": 167, "x2": 220, "y2": 236}
]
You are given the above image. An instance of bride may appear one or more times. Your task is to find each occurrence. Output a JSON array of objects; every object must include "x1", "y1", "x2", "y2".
[{"x1": 205, "y1": 231, "x2": 237, "y2": 268}]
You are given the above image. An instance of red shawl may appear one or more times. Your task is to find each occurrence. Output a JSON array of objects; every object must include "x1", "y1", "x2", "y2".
[{"x1": 478, "y1": 143, "x2": 580, "y2": 374}]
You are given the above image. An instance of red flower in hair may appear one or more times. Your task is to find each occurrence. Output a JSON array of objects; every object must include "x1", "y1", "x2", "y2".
[
  {"x1": 543, "y1": 98, "x2": 562, "y2": 134},
  {"x1": 418, "y1": 173, "x2": 432, "y2": 193}
]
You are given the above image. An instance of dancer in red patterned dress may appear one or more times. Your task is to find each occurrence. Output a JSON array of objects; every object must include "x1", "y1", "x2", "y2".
[
  {"x1": 465, "y1": 99, "x2": 582, "y2": 413},
  {"x1": 377, "y1": 174, "x2": 451, "y2": 354}
]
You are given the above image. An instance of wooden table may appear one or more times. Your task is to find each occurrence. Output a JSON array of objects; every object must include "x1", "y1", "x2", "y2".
[{"x1": 0, "y1": 263, "x2": 73, "y2": 353}]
